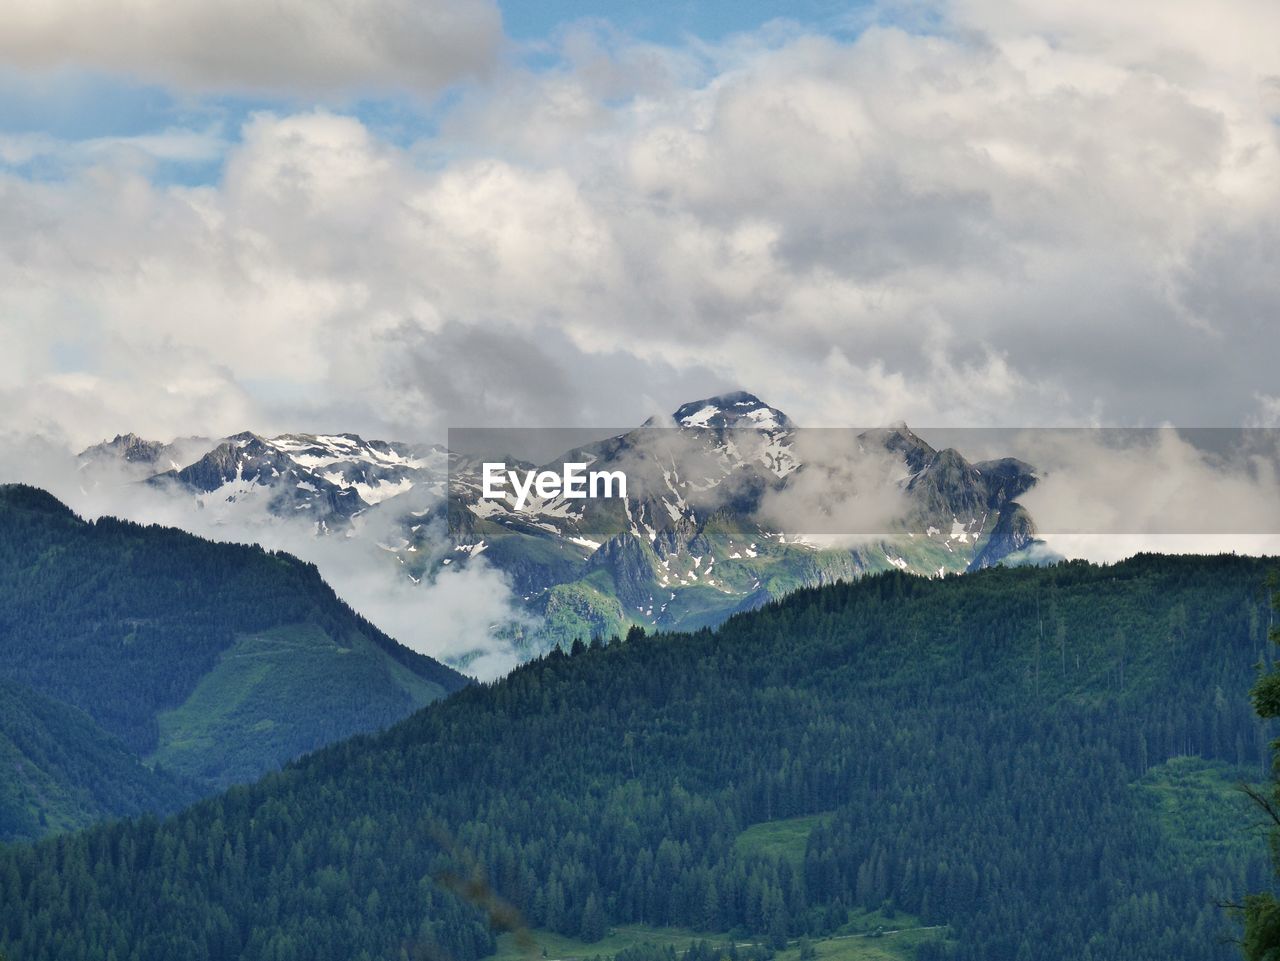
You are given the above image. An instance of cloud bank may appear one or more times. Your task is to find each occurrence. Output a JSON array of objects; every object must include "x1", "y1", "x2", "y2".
[
  {"x1": 1012, "y1": 428, "x2": 1280, "y2": 562},
  {"x1": 3, "y1": 3, "x2": 1279, "y2": 449}
]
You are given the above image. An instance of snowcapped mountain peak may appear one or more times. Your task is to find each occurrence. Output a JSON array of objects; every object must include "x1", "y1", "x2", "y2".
[
  {"x1": 119, "y1": 431, "x2": 447, "y2": 528},
  {"x1": 75, "y1": 404, "x2": 1044, "y2": 659},
  {"x1": 671, "y1": 391, "x2": 792, "y2": 431}
]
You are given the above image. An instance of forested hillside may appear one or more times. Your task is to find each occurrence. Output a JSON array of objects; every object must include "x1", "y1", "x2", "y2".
[
  {"x1": 0, "y1": 553, "x2": 1274, "y2": 960},
  {"x1": 0, "y1": 484, "x2": 468, "y2": 822},
  {"x1": 0, "y1": 677, "x2": 198, "y2": 842}
]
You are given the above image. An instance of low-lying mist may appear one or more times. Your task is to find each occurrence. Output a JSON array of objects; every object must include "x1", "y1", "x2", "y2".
[{"x1": 0, "y1": 431, "x2": 529, "y2": 680}]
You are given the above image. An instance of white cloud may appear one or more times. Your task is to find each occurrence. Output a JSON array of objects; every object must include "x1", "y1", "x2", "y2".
[
  {"x1": 1014, "y1": 429, "x2": 1280, "y2": 535},
  {"x1": 953, "y1": 0, "x2": 1280, "y2": 92},
  {"x1": 1252, "y1": 394, "x2": 1280, "y2": 428},
  {"x1": 1, "y1": 3, "x2": 1279, "y2": 452},
  {"x1": 0, "y1": 0, "x2": 502, "y2": 96}
]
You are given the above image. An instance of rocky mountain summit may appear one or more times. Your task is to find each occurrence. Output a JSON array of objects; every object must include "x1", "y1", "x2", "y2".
[{"x1": 82, "y1": 393, "x2": 1044, "y2": 657}]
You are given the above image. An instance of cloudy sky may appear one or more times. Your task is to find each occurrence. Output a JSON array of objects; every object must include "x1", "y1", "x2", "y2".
[{"x1": 2, "y1": 0, "x2": 1279, "y2": 449}]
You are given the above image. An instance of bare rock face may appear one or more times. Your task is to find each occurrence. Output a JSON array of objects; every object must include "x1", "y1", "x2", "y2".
[{"x1": 79, "y1": 393, "x2": 1045, "y2": 657}]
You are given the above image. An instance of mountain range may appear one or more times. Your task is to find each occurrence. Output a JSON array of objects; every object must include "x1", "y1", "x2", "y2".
[
  {"x1": 80, "y1": 392, "x2": 1046, "y2": 659},
  {"x1": 441, "y1": 391, "x2": 1043, "y2": 648},
  {"x1": 0, "y1": 483, "x2": 468, "y2": 839}
]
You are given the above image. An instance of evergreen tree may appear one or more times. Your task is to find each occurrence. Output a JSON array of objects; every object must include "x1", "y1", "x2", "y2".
[{"x1": 1241, "y1": 571, "x2": 1280, "y2": 959}]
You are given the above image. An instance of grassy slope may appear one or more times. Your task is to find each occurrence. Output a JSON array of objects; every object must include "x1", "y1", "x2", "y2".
[
  {"x1": 735, "y1": 813, "x2": 833, "y2": 868},
  {"x1": 1135, "y1": 756, "x2": 1261, "y2": 869},
  {"x1": 150, "y1": 624, "x2": 448, "y2": 787}
]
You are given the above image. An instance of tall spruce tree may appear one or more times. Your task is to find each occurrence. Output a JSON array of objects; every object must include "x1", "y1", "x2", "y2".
[{"x1": 1243, "y1": 571, "x2": 1280, "y2": 959}]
